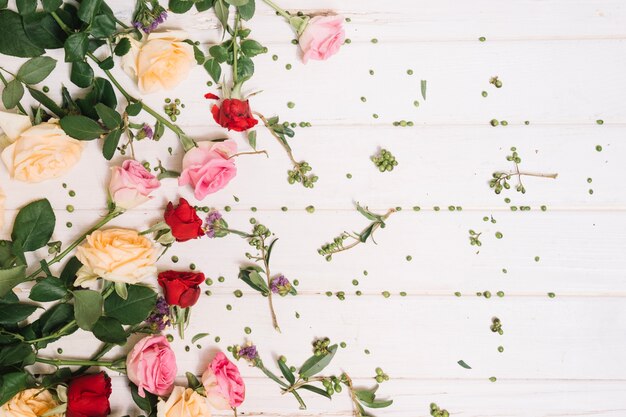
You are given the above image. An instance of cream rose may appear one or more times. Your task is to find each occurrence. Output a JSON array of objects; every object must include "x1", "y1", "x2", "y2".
[
  {"x1": 0, "y1": 185, "x2": 5, "y2": 231},
  {"x1": 156, "y1": 386, "x2": 211, "y2": 417},
  {"x1": 75, "y1": 228, "x2": 158, "y2": 288},
  {"x1": 121, "y1": 31, "x2": 195, "y2": 94},
  {"x1": 0, "y1": 389, "x2": 60, "y2": 417},
  {"x1": 0, "y1": 111, "x2": 83, "y2": 183}
]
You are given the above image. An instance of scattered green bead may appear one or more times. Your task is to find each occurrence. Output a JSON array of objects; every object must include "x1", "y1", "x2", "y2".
[
  {"x1": 548, "y1": 292, "x2": 556, "y2": 298},
  {"x1": 541, "y1": 205, "x2": 547, "y2": 211},
  {"x1": 454, "y1": 292, "x2": 461, "y2": 297},
  {"x1": 234, "y1": 290, "x2": 243, "y2": 298},
  {"x1": 224, "y1": 206, "x2": 231, "y2": 212},
  {"x1": 595, "y1": 145, "x2": 602, "y2": 152},
  {"x1": 306, "y1": 205, "x2": 315, "y2": 213},
  {"x1": 596, "y1": 119, "x2": 604, "y2": 125},
  {"x1": 272, "y1": 55, "x2": 278, "y2": 61},
  {"x1": 346, "y1": 173, "x2": 353, "y2": 179},
  {"x1": 413, "y1": 206, "x2": 421, "y2": 211},
  {"x1": 371, "y1": 38, "x2": 378, "y2": 44},
  {"x1": 287, "y1": 101, "x2": 295, "y2": 109},
  {"x1": 166, "y1": 334, "x2": 174, "y2": 342},
  {"x1": 285, "y1": 64, "x2": 292, "y2": 70},
  {"x1": 489, "y1": 376, "x2": 497, "y2": 382},
  {"x1": 66, "y1": 205, "x2": 74, "y2": 213},
  {"x1": 360, "y1": 96, "x2": 367, "y2": 102},
  {"x1": 171, "y1": 256, "x2": 179, "y2": 263},
  {"x1": 498, "y1": 346, "x2": 504, "y2": 353},
  {"x1": 340, "y1": 342, "x2": 347, "y2": 348},
  {"x1": 218, "y1": 276, "x2": 225, "y2": 283},
  {"x1": 495, "y1": 232, "x2": 503, "y2": 239},
  {"x1": 497, "y1": 291, "x2": 504, "y2": 297},
  {"x1": 244, "y1": 327, "x2": 251, "y2": 334},
  {"x1": 406, "y1": 255, "x2": 412, "y2": 261},
  {"x1": 382, "y1": 291, "x2": 390, "y2": 298},
  {"x1": 484, "y1": 291, "x2": 491, "y2": 299},
  {"x1": 352, "y1": 279, "x2": 359, "y2": 286},
  {"x1": 344, "y1": 39, "x2": 351, "y2": 44},
  {"x1": 407, "y1": 69, "x2": 413, "y2": 75},
  {"x1": 69, "y1": 190, "x2": 76, "y2": 197},
  {"x1": 66, "y1": 222, "x2": 72, "y2": 228},
  {"x1": 400, "y1": 291, "x2": 407, "y2": 296},
  {"x1": 226, "y1": 304, "x2": 232, "y2": 311},
  {"x1": 482, "y1": 91, "x2": 488, "y2": 97},
  {"x1": 490, "y1": 119, "x2": 499, "y2": 127},
  {"x1": 479, "y1": 36, "x2": 486, "y2": 42},
  {"x1": 43, "y1": 86, "x2": 50, "y2": 93}
]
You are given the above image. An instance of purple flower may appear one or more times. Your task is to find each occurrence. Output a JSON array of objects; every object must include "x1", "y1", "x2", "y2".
[
  {"x1": 204, "y1": 210, "x2": 227, "y2": 238},
  {"x1": 270, "y1": 275, "x2": 293, "y2": 296},
  {"x1": 132, "y1": 1, "x2": 168, "y2": 33},
  {"x1": 238, "y1": 344, "x2": 258, "y2": 361},
  {"x1": 146, "y1": 296, "x2": 171, "y2": 331},
  {"x1": 137, "y1": 124, "x2": 154, "y2": 140}
]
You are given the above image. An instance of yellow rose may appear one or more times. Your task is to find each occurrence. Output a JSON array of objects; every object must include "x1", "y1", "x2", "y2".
[
  {"x1": 0, "y1": 112, "x2": 83, "y2": 183},
  {"x1": 0, "y1": 185, "x2": 5, "y2": 231},
  {"x1": 0, "y1": 389, "x2": 60, "y2": 417},
  {"x1": 157, "y1": 386, "x2": 211, "y2": 417},
  {"x1": 75, "y1": 228, "x2": 158, "y2": 288},
  {"x1": 121, "y1": 31, "x2": 195, "y2": 94}
]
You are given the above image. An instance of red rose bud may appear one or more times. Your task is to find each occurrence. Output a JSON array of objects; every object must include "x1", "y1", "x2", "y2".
[
  {"x1": 158, "y1": 270, "x2": 205, "y2": 308},
  {"x1": 67, "y1": 372, "x2": 112, "y2": 417},
  {"x1": 164, "y1": 198, "x2": 204, "y2": 242},
  {"x1": 207, "y1": 96, "x2": 258, "y2": 132}
]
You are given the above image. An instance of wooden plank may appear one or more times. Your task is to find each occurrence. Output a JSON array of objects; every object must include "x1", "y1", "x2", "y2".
[
  {"x1": 1, "y1": 125, "x2": 623, "y2": 210},
  {"x1": 100, "y1": 376, "x2": 626, "y2": 417}
]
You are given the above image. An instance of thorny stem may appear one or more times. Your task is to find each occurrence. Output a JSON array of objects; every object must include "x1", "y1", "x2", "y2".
[
  {"x1": 260, "y1": 235, "x2": 280, "y2": 332},
  {"x1": 0, "y1": 70, "x2": 28, "y2": 115},
  {"x1": 25, "y1": 209, "x2": 124, "y2": 282},
  {"x1": 36, "y1": 357, "x2": 123, "y2": 372}
]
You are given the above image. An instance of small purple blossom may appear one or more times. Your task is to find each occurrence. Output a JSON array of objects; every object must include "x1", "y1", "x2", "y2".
[
  {"x1": 146, "y1": 296, "x2": 171, "y2": 331},
  {"x1": 270, "y1": 275, "x2": 289, "y2": 294},
  {"x1": 138, "y1": 123, "x2": 154, "y2": 140},
  {"x1": 132, "y1": 2, "x2": 168, "y2": 34},
  {"x1": 238, "y1": 344, "x2": 258, "y2": 361},
  {"x1": 204, "y1": 210, "x2": 225, "y2": 238}
]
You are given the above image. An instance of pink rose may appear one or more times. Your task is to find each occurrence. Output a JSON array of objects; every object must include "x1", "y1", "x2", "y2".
[
  {"x1": 109, "y1": 160, "x2": 160, "y2": 210},
  {"x1": 127, "y1": 335, "x2": 177, "y2": 397},
  {"x1": 178, "y1": 141, "x2": 237, "y2": 200},
  {"x1": 298, "y1": 15, "x2": 345, "y2": 64},
  {"x1": 201, "y1": 351, "x2": 245, "y2": 409}
]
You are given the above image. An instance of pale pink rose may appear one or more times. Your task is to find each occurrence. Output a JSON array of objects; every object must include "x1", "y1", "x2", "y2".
[
  {"x1": 127, "y1": 335, "x2": 177, "y2": 397},
  {"x1": 201, "y1": 351, "x2": 245, "y2": 409},
  {"x1": 178, "y1": 141, "x2": 237, "y2": 200},
  {"x1": 298, "y1": 15, "x2": 345, "y2": 64},
  {"x1": 109, "y1": 160, "x2": 160, "y2": 210}
]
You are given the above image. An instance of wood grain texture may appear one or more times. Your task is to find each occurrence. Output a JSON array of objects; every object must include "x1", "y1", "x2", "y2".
[{"x1": 1, "y1": 0, "x2": 626, "y2": 416}]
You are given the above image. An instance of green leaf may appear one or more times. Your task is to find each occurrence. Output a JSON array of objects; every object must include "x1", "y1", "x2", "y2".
[
  {"x1": 300, "y1": 384, "x2": 331, "y2": 399},
  {"x1": 2, "y1": 79, "x2": 24, "y2": 110},
  {"x1": 29, "y1": 277, "x2": 67, "y2": 302},
  {"x1": 168, "y1": 0, "x2": 194, "y2": 13},
  {"x1": 91, "y1": 13, "x2": 116, "y2": 38},
  {"x1": 355, "y1": 388, "x2": 376, "y2": 403},
  {"x1": 0, "y1": 343, "x2": 35, "y2": 368},
  {"x1": 104, "y1": 285, "x2": 157, "y2": 325},
  {"x1": 195, "y1": 0, "x2": 214, "y2": 12},
  {"x1": 70, "y1": 60, "x2": 94, "y2": 88},
  {"x1": 457, "y1": 359, "x2": 472, "y2": 369},
  {"x1": 11, "y1": 199, "x2": 56, "y2": 252},
  {"x1": 214, "y1": 0, "x2": 229, "y2": 31},
  {"x1": 238, "y1": 0, "x2": 255, "y2": 20},
  {"x1": 60, "y1": 115, "x2": 106, "y2": 140},
  {"x1": 361, "y1": 398, "x2": 393, "y2": 409},
  {"x1": 125, "y1": 101, "x2": 142, "y2": 116},
  {"x1": 247, "y1": 130, "x2": 256, "y2": 149},
  {"x1": 114, "y1": 282, "x2": 128, "y2": 300},
  {"x1": 38, "y1": 302, "x2": 75, "y2": 337},
  {"x1": 209, "y1": 45, "x2": 228, "y2": 62},
  {"x1": 237, "y1": 56, "x2": 254, "y2": 81},
  {"x1": 203, "y1": 58, "x2": 222, "y2": 83},
  {"x1": 186, "y1": 372, "x2": 201, "y2": 390},
  {"x1": 191, "y1": 333, "x2": 209, "y2": 344},
  {"x1": 114, "y1": 37, "x2": 131, "y2": 56},
  {"x1": 421, "y1": 79, "x2": 427, "y2": 100},
  {"x1": 0, "y1": 241, "x2": 23, "y2": 269},
  {"x1": 76, "y1": 77, "x2": 116, "y2": 119},
  {"x1": 77, "y1": 0, "x2": 101, "y2": 23},
  {"x1": 0, "y1": 10, "x2": 44, "y2": 57},
  {"x1": 98, "y1": 56, "x2": 114, "y2": 70},
  {"x1": 73, "y1": 289, "x2": 103, "y2": 330},
  {"x1": 0, "y1": 265, "x2": 27, "y2": 298},
  {"x1": 92, "y1": 316, "x2": 126, "y2": 344},
  {"x1": 64, "y1": 32, "x2": 88, "y2": 62},
  {"x1": 60, "y1": 256, "x2": 82, "y2": 287},
  {"x1": 359, "y1": 223, "x2": 376, "y2": 243},
  {"x1": 17, "y1": 56, "x2": 57, "y2": 84},
  {"x1": 41, "y1": 0, "x2": 63, "y2": 12},
  {"x1": 102, "y1": 129, "x2": 121, "y2": 160},
  {"x1": 0, "y1": 0, "x2": 8, "y2": 8},
  {"x1": 23, "y1": 12, "x2": 66, "y2": 50},
  {"x1": 277, "y1": 359, "x2": 295, "y2": 384},
  {"x1": 95, "y1": 103, "x2": 121, "y2": 129},
  {"x1": 356, "y1": 204, "x2": 380, "y2": 221},
  {"x1": 28, "y1": 87, "x2": 64, "y2": 117},
  {"x1": 16, "y1": 0, "x2": 37, "y2": 15},
  {"x1": 0, "y1": 372, "x2": 29, "y2": 406},
  {"x1": 299, "y1": 344, "x2": 338, "y2": 378},
  {"x1": 238, "y1": 267, "x2": 269, "y2": 295},
  {"x1": 130, "y1": 381, "x2": 158, "y2": 417},
  {"x1": 225, "y1": 0, "x2": 247, "y2": 5},
  {"x1": 240, "y1": 39, "x2": 265, "y2": 57},
  {"x1": 266, "y1": 238, "x2": 278, "y2": 265},
  {"x1": 0, "y1": 300, "x2": 37, "y2": 324}
]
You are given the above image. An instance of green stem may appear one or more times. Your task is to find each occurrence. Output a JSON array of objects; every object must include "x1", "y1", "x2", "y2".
[
  {"x1": 260, "y1": 236, "x2": 280, "y2": 332},
  {"x1": 232, "y1": 10, "x2": 240, "y2": 86},
  {"x1": 50, "y1": 11, "x2": 73, "y2": 33},
  {"x1": 257, "y1": 362, "x2": 288, "y2": 388},
  {"x1": 261, "y1": 0, "x2": 291, "y2": 20},
  {"x1": 36, "y1": 357, "x2": 116, "y2": 368},
  {"x1": 25, "y1": 321, "x2": 77, "y2": 344},
  {"x1": 0, "y1": 71, "x2": 28, "y2": 115},
  {"x1": 26, "y1": 209, "x2": 123, "y2": 282},
  {"x1": 223, "y1": 228, "x2": 252, "y2": 238}
]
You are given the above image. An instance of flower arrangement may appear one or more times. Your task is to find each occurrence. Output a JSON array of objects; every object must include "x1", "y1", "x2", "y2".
[{"x1": 0, "y1": 0, "x2": 393, "y2": 416}]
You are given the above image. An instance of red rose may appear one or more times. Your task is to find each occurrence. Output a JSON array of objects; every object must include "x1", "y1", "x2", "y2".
[
  {"x1": 205, "y1": 94, "x2": 258, "y2": 132},
  {"x1": 158, "y1": 270, "x2": 205, "y2": 308},
  {"x1": 164, "y1": 198, "x2": 204, "y2": 242},
  {"x1": 67, "y1": 372, "x2": 112, "y2": 417}
]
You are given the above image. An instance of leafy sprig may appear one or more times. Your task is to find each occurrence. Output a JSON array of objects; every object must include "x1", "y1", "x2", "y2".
[
  {"x1": 318, "y1": 204, "x2": 396, "y2": 261},
  {"x1": 489, "y1": 147, "x2": 558, "y2": 194}
]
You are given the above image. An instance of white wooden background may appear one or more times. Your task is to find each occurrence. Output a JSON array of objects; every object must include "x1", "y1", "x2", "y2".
[{"x1": 2, "y1": 0, "x2": 626, "y2": 416}]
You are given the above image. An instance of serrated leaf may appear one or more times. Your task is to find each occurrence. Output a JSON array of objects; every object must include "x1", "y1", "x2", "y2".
[
  {"x1": 104, "y1": 285, "x2": 156, "y2": 325},
  {"x1": 114, "y1": 37, "x2": 131, "y2": 56},
  {"x1": 168, "y1": 0, "x2": 194, "y2": 13},
  {"x1": 102, "y1": 129, "x2": 121, "y2": 160},
  {"x1": 0, "y1": 265, "x2": 27, "y2": 299},
  {"x1": 70, "y1": 60, "x2": 94, "y2": 88},
  {"x1": 16, "y1": 0, "x2": 36, "y2": 15},
  {"x1": 29, "y1": 277, "x2": 67, "y2": 302},
  {"x1": 299, "y1": 344, "x2": 338, "y2": 378},
  {"x1": 209, "y1": 45, "x2": 228, "y2": 63},
  {"x1": 238, "y1": 0, "x2": 255, "y2": 20},
  {"x1": 0, "y1": 10, "x2": 45, "y2": 58},
  {"x1": 60, "y1": 115, "x2": 106, "y2": 140},
  {"x1": 17, "y1": 56, "x2": 57, "y2": 84},
  {"x1": 63, "y1": 32, "x2": 88, "y2": 62},
  {"x1": 225, "y1": 0, "x2": 247, "y2": 5},
  {"x1": 203, "y1": 58, "x2": 221, "y2": 83},
  {"x1": 41, "y1": 0, "x2": 63, "y2": 12},
  {"x1": 0, "y1": 300, "x2": 38, "y2": 324},
  {"x1": 277, "y1": 359, "x2": 295, "y2": 384},
  {"x1": 73, "y1": 289, "x2": 103, "y2": 330},
  {"x1": 125, "y1": 101, "x2": 142, "y2": 116},
  {"x1": 98, "y1": 56, "x2": 114, "y2": 70},
  {"x1": 214, "y1": 0, "x2": 229, "y2": 31},
  {"x1": 240, "y1": 39, "x2": 264, "y2": 57},
  {"x1": 95, "y1": 103, "x2": 121, "y2": 129},
  {"x1": 77, "y1": 0, "x2": 101, "y2": 24},
  {"x1": 195, "y1": 0, "x2": 214, "y2": 12},
  {"x1": 12, "y1": 199, "x2": 55, "y2": 252},
  {"x1": 2, "y1": 79, "x2": 24, "y2": 109},
  {"x1": 92, "y1": 316, "x2": 126, "y2": 344}
]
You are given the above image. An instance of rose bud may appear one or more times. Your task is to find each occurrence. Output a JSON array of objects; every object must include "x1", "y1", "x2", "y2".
[
  {"x1": 109, "y1": 160, "x2": 160, "y2": 210},
  {"x1": 127, "y1": 335, "x2": 177, "y2": 397},
  {"x1": 67, "y1": 372, "x2": 112, "y2": 417},
  {"x1": 158, "y1": 270, "x2": 205, "y2": 308},
  {"x1": 164, "y1": 198, "x2": 204, "y2": 242}
]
